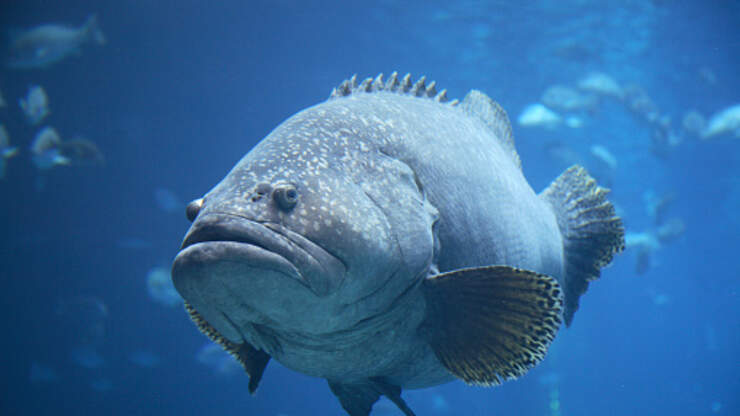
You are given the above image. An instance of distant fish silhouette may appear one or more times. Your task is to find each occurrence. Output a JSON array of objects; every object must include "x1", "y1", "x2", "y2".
[
  {"x1": 19, "y1": 85, "x2": 50, "y2": 125},
  {"x1": 0, "y1": 125, "x2": 18, "y2": 179},
  {"x1": 31, "y1": 127, "x2": 104, "y2": 170},
  {"x1": 8, "y1": 14, "x2": 105, "y2": 69}
]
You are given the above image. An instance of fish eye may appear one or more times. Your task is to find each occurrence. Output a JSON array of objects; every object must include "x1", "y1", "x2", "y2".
[
  {"x1": 186, "y1": 198, "x2": 204, "y2": 222},
  {"x1": 273, "y1": 184, "x2": 298, "y2": 211}
]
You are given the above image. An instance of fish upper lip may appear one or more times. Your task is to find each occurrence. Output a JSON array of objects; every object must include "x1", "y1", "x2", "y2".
[
  {"x1": 179, "y1": 213, "x2": 346, "y2": 296},
  {"x1": 183, "y1": 215, "x2": 277, "y2": 251}
]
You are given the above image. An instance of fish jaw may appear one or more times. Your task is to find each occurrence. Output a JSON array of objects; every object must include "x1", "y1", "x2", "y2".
[{"x1": 171, "y1": 214, "x2": 347, "y2": 338}]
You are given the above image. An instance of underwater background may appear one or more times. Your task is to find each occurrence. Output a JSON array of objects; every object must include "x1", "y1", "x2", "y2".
[{"x1": 1, "y1": 1, "x2": 738, "y2": 415}]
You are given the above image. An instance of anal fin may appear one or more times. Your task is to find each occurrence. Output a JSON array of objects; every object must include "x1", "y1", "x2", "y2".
[
  {"x1": 328, "y1": 378, "x2": 416, "y2": 416},
  {"x1": 420, "y1": 266, "x2": 563, "y2": 386}
]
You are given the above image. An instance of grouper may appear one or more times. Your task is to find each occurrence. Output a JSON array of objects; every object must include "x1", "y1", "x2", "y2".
[{"x1": 172, "y1": 73, "x2": 624, "y2": 415}]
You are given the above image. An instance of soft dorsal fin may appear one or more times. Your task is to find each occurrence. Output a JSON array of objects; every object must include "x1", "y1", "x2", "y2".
[
  {"x1": 459, "y1": 90, "x2": 522, "y2": 170},
  {"x1": 539, "y1": 166, "x2": 625, "y2": 325},
  {"x1": 329, "y1": 72, "x2": 457, "y2": 104}
]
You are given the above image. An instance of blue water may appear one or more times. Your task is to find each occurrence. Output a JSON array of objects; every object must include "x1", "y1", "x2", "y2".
[{"x1": 1, "y1": 1, "x2": 738, "y2": 415}]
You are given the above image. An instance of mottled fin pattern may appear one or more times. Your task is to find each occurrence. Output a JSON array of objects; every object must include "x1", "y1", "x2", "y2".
[
  {"x1": 459, "y1": 90, "x2": 522, "y2": 170},
  {"x1": 329, "y1": 72, "x2": 457, "y2": 105},
  {"x1": 540, "y1": 165, "x2": 625, "y2": 325},
  {"x1": 185, "y1": 302, "x2": 270, "y2": 394},
  {"x1": 420, "y1": 266, "x2": 563, "y2": 386},
  {"x1": 328, "y1": 378, "x2": 416, "y2": 416}
]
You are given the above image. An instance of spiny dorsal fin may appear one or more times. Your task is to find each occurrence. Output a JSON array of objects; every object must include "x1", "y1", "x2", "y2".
[
  {"x1": 185, "y1": 302, "x2": 270, "y2": 394},
  {"x1": 329, "y1": 72, "x2": 456, "y2": 104},
  {"x1": 459, "y1": 90, "x2": 522, "y2": 170}
]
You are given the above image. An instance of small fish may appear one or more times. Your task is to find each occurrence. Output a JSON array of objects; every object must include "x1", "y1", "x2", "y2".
[
  {"x1": 172, "y1": 73, "x2": 624, "y2": 415},
  {"x1": 702, "y1": 104, "x2": 740, "y2": 139},
  {"x1": 0, "y1": 125, "x2": 19, "y2": 179},
  {"x1": 8, "y1": 14, "x2": 105, "y2": 69},
  {"x1": 517, "y1": 103, "x2": 562, "y2": 128},
  {"x1": 577, "y1": 72, "x2": 623, "y2": 98},
  {"x1": 541, "y1": 84, "x2": 597, "y2": 112},
  {"x1": 58, "y1": 136, "x2": 105, "y2": 166},
  {"x1": 30, "y1": 127, "x2": 69, "y2": 169},
  {"x1": 20, "y1": 85, "x2": 50, "y2": 125},
  {"x1": 30, "y1": 127, "x2": 104, "y2": 169}
]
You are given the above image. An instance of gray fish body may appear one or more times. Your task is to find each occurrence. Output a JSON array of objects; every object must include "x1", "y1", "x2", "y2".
[
  {"x1": 8, "y1": 15, "x2": 104, "y2": 69},
  {"x1": 173, "y1": 75, "x2": 623, "y2": 414}
]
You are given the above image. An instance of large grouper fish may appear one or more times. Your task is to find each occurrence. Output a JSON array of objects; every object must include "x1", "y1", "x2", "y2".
[{"x1": 172, "y1": 73, "x2": 624, "y2": 415}]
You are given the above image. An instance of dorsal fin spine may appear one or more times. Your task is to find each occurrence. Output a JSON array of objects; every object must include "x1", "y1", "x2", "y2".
[
  {"x1": 425, "y1": 81, "x2": 437, "y2": 98},
  {"x1": 372, "y1": 74, "x2": 384, "y2": 90},
  {"x1": 386, "y1": 72, "x2": 400, "y2": 91},
  {"x1": 435, "y1": 89, "x2": 448, "y2": 103},
  {"x1": 359, "y1": 77, "x2": 373, "y2": 92},
  {"x1": 412, "y1": 76, "x2": 426, "y2": 96},
  {"x1": 329, "y1": 72, "x2": 458, "y2": 105},
  {"x1": 401, "y1": 73, "x2": 412, "y2": 92}
]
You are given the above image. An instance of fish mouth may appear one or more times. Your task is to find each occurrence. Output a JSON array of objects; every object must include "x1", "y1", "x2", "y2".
[{"x1": 173, "y1": 214, "x2": 346, "y2": 297}]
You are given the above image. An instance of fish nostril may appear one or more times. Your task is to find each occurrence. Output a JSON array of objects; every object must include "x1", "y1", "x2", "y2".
[
  {"x1": 249, "y1": 182, "x2": 272, "y2": 202},
  {"x1": 273, "y1": 183, "x2": 298, "y2": 211},
  {"x1": 186, "y1": 198, "x2": 204, "y2": 222}
]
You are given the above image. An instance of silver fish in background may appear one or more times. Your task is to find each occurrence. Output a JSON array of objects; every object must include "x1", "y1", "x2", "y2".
[
  {"x1": 171, "y1": 73, "x2": 624, "y2": 416},
  {"x1": 8, "y1": 14, "x2": 105, "y2": 69},
  {"x1": 702, "y1": 104, "x2": 740, "y2": 139},
  {"x1": 0, "y1": 124, "x2": 19, "y2": 179},
  {"x1": 20, "y1": 85, "x2": 50, "y2": 125}
]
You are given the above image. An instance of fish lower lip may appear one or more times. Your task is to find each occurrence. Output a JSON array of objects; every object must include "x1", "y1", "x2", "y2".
[{"x1": 173, "y1": 240, "x2": 303, "y2": 284}]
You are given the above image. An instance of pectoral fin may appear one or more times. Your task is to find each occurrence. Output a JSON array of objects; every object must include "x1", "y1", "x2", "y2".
[
  {"x1": 184, "y1": 302, "x2": 270, "y2": 394},
  {"x1": 328, "y1": 377, "x2": 416, "y2": 416},
  {"x1": 420, "y1": 266, "x2": 563, "y2": 385}
]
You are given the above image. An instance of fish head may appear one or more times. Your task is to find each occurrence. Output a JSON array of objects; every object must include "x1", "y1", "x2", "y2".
[{"x1": 172, "y1": 102, "x2": 438, "y2": 343}]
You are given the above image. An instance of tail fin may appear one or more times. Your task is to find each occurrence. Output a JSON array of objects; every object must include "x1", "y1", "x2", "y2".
[
  {"x1": 540, "y1": 165, "x2": 624, "y2": 325},
  {"x1": 84, "y1": 14, "x2": 106, "y2": 45}
]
